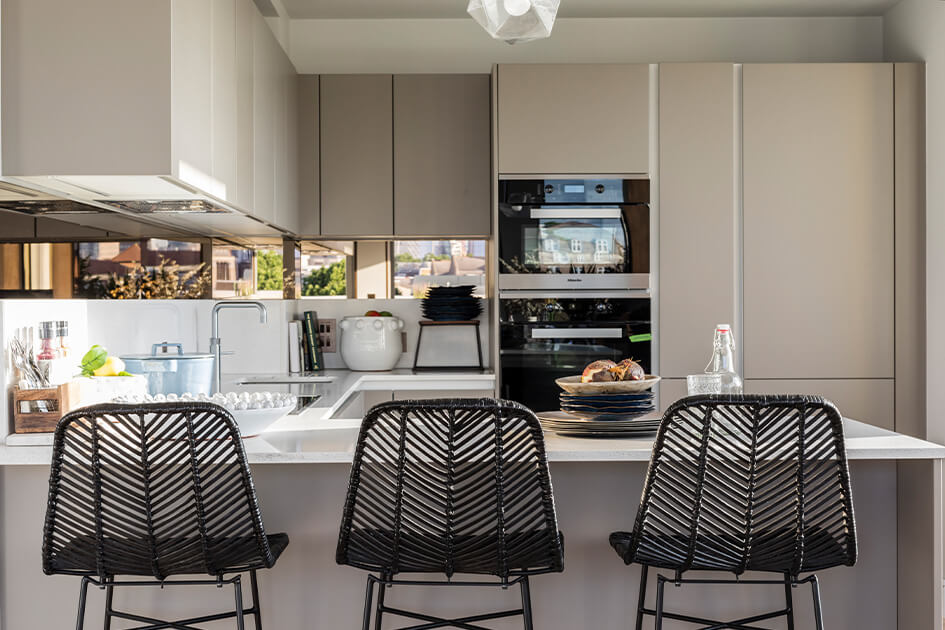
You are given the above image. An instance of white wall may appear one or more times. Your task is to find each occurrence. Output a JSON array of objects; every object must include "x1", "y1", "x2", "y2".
[
  {"x1": 288, "y1": 16, "x2": 883, "y2": 73},
  {"x1": 884, "y1": 0, "x2": 945, "y2": 444}
]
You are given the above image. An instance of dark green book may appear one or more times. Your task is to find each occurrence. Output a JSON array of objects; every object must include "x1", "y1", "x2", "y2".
[{"x1": 303, "y1": 311, "x2": 324, "y2": 371}]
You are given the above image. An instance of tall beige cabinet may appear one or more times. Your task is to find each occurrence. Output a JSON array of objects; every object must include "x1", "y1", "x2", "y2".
[
  {"x1": 742, "y1": 63, "x2": 895, "y2": 429},
  {"x1": 657, "y1": 63, "x2": 920, "y2": 432},
  {"x1": 658, "y1": 64, "x2": 736, "y2": 390}
]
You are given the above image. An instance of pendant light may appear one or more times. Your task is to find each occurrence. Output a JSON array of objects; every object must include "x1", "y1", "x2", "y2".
[{"x1": 467, "y1": 0, "x2": 561, "y2": 44}]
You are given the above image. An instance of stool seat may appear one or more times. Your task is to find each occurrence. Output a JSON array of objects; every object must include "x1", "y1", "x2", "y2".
[
  {"x1": 343, "y1": 528, "x2": 564, "y2": 576},
  {"x1": 610, "y1": 526, "x2": 845, "y2": 575},
  {"x1": 47, "y1": 533, "x2": 289, "y2": 578}
]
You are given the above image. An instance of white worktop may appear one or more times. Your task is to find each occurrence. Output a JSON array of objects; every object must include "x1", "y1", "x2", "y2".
[{"x1": 1, "y1": 409, "x2": 942, "y2": 466}]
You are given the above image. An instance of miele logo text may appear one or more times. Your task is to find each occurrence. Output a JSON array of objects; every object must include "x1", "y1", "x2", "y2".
[{"x1": 567, "y1": 278, "x2": 582, "y2": 282}]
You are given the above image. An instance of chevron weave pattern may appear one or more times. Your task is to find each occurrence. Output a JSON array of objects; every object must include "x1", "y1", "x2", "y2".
[
  {"x1": 611, "y1": 394, "x2": 856, "y2": 577},
  {"x1": 43, "y1": 402, "x2": 287, "y2": 580},
  {"x1": 337, "y1": 398, "x2": 564, "y2": 578}
]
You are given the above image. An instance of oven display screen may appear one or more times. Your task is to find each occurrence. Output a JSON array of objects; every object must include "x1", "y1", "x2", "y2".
[{"x1": 563, "y1": 184, "x2": 584, "y2": 194}]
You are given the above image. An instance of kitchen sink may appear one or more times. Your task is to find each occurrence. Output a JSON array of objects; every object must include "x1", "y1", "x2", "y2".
[{"x1": 235, "y1": 375, "x2": 337, "y2": 385}]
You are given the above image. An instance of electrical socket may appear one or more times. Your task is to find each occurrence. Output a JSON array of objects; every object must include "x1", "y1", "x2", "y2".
[{"x1": 318, "y1": 319, "x2": 337, "y2": 353}]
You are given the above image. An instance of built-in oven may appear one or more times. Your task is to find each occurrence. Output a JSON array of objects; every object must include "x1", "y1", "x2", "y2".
[
  {"x1": 498, "y1": 178, "x2": 649, "y2": 291},
  {"x1": 499, "y1": 295, "x2": 652, "y2": 412}
]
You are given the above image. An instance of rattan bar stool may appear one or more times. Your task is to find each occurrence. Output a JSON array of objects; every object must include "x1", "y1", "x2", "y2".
[
  {"x1": 42, "y1": 402, "x2": 288, "y2": 630},
  {"x1": 337, "y1": 398, "x2": 565, "y2": 630},
  {"x1": 610, "y1": 395, "x2": 857, "y2": 630}
]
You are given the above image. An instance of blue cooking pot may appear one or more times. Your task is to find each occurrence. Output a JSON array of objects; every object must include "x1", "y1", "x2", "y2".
[{"x1": 120, "y1": 342, "x2": 216, "y2": 396}]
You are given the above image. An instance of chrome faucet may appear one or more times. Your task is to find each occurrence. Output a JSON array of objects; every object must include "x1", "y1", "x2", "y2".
[{"x1": 210, "y1": 300, "x2": 268, "y2": 394}]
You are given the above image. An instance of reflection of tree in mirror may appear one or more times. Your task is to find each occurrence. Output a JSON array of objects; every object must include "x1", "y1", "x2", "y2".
[
  {"x1": 303, "y1": 260, "x2": 346, "y2": 296},
  {"x1": 97, "y1": 258, "x2": 211, "y2": 299},
  {"x1": 256, "y1": 250, "x2": 284, "y2": 291}
]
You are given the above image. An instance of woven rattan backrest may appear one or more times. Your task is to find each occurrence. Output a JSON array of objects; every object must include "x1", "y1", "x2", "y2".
[
  {"x1": 43, "y1": 402, "x2": 275, "y2": 579},
  {"x1": 632, "y1": 395, "x2": 856, "y2": 576},
  {"x1": 337, "y1": 398, "x2": 563, "y2": 578}
]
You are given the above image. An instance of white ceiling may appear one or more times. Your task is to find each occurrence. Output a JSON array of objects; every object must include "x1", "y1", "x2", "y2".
[{"x1": 279, "y1": 0, "x2": 901, "y2": 20}]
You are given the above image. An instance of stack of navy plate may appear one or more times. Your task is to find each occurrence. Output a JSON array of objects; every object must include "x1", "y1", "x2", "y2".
[
  {"x1": 536, "y1": 411, "x2": 662, "y2": 438},
  {"x1": 558, "y1": 391, "x2": 656, "y2": 419},
  {"x1": 421, "y1": 285, "x2": 483, "y2": 321},
  {"x1": 531, "y1": 390, "x2": 660, "y2": 438}
]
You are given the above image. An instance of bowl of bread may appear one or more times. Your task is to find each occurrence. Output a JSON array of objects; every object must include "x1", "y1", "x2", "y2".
[{"x1": 555, "y1": 358, "x2": 660, "y2": 394}]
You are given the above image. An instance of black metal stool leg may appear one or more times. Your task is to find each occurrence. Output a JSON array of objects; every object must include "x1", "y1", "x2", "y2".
[
  {"x1": 75, "y1": 576, "x2": 91, "y2": 630},
  {"x1": 234, "y1": 575, "x2": 246, "y2": 630},
  {"x1": 783, "y1": 573, "x2": 795, "y2": 630},
  {"x1": 250, "y1": 570, "x2": 263, "y2": 630},
  {"x1": 362, "y1": 576, "x2": 376, "y2": 630},
  {"x1": 635, "y1": 565, "x2": 648, "y2": 630},
  {"x1": 374, "y1": 575, "x2": 387, "y2": 630},
  {"x1": 104, "y1": 577, "x2": 115, "y2": 630},
  {"x1": 809, "y1": 575, "x2": 824, "y2": 630},
  {"x1": 654, "y1": 574, "x2": 666, "y2": 630},
  {"x1": 520, "y1": 576, "x2": 535, "y2": 630}
]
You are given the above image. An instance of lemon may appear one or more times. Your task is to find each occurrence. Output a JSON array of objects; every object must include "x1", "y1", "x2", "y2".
[{"x1": 93, "y1": 356, "x2": 125, "y2": 377}]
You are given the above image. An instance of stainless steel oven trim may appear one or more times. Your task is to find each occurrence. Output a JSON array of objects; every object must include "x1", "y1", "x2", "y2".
[
  {"x1": 499, "y1": 290, "x2": 650, "y2": 299},
  {"x1": 530, "y1": 328, "x2": 624, "y2": 339},
  {"x1": 499, "y1": 273, "x2": 650, "y2": 291},
  {"x1": 529, "y1": 207, "x2": 623, "y2": 219}
]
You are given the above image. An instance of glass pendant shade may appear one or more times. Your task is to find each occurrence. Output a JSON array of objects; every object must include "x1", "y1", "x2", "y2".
[{"x1": 467, "y1": 0, "x2": 560, "y2": 44}]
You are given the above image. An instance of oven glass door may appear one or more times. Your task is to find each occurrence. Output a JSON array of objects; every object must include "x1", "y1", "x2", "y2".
[{"x1": 499, "y1": 298, "x2": 651, "y2": 412}]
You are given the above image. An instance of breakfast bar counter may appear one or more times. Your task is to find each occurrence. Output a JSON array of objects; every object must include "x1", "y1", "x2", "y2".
[{"x1": 0, "y1": 411, "x2": 939, "y2": 629}]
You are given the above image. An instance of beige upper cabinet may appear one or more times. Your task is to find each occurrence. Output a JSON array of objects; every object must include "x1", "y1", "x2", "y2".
[
  {"x1": 496, "y1": 64, "x2": 649, "y2": 175},
  {"x1": 743, "y1": 63, "x2": 894, "y2": 379},
  {"x1": 393, "y1": 74, "x2": 491, "y2": 237},
  {"x1": 658, "y1": 64, "x2": 735, "y2": 378},
  {"x1": 296, "y1": 76, "x2": 320, "y2": 236},
  {"x1": 744, "y1": 379, "x2": 894, "y2": 430},
  {"x1": 320, "y1": 75, "x2": 394, "y2": 237}
]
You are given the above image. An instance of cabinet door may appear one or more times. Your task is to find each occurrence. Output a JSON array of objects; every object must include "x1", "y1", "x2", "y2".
[
  {"x1": 297, "y1": 75, "x2": 320, "y2": 235},
  {"x1": 252, "y1": 12, "x2": 277, "y2": 222},
  {"x1": 659, "y1": 64, "x2": 735, "y2": 378},
  {"x1": 171, "y1": 0, "x2": 213, "y2": 184},
  {"x1": 393, "y1": 74, "x2": 491, "y2": 237},
  {"x1": 320, "y1": 75, "x2": 393, "y2": 236},
  {"x1": 272, "y1": 53, "x2": 294, "y2": 232},
  {"x1": 744, "y1": 379, "x2": 894, "y2": 430},
  {"x1": 234, "y1": 0, "x2": 255, "y2": 211},
  {"x1": 743, "y1": 64, "x2": 894, "y2": 379},
  {"x1": 497, "y1": 64, "x2": 649, "y2": 175},
  {"x1": 211, "y1": 0, "x2": 238, "y2": 205}
]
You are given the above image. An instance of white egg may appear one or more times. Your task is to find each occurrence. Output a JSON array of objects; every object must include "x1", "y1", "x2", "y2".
[
  {"x1": 167, "y1": 393, "x2": 178, "y2": 401},
  {"x1": 238, "y1": 392, "x2": 251, "y2": 402},
  {"x1": 262, "y1": 392, "x2": 273, "y2": 401},
  {"x1": 261, "y1": 400, "x2": 274, "y2": 409},
  {"x1": 226, "y1": 392, "x2": 239, "y2": 402},
  {"x1": 235, "y1": 401, "x2": 248, "y2": 410},
  {"x1": 154, "y1": 394, "x2": 166, "y2": 402}
]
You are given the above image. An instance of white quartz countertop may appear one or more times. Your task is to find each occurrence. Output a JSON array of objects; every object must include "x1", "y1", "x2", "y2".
[
  {"x1": 3, "y1": 368, "x2": 942, "y2": 464},
  {"x1": 1, "y1": 412, "x2": 942, "y2": 466}
]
